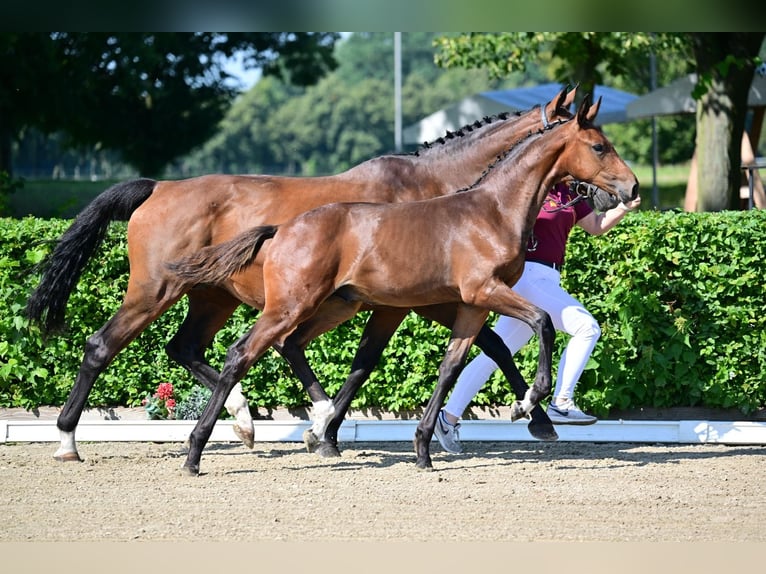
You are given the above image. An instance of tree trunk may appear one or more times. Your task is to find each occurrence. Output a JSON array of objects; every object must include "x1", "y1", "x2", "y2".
[
  {"x1": 691, "y1": 33, "x2": 765, "y2": 212},
  {"x1": 0, "y1": 114, "x2": 13, "y2": 177}
]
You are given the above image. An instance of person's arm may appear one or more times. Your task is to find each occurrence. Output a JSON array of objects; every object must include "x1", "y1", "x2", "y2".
[{"x1": 577, "y1": 196, "x2": 642, "y2": 236}]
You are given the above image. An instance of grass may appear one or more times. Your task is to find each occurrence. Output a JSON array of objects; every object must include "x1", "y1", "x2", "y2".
[
  {"x1": 5, "y1": 164, "x2": 692, "y2": 219},
  {"x1": 631, "y1": 163, "x2": 690, "y2": 211}
]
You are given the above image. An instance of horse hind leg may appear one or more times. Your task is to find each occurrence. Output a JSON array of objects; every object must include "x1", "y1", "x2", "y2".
[
  {"x1": 317, "y1": 307, "x2": 410, "y2": 458},
  {"x1": 55, "y1": 291, "x2": 181, "y2": 462},
  {"x1": 183, "y1": 306, "x2": 313, "y2": 476},
  {"x1": 165, "y1": 287, "x2": 255, "y2": 448}
]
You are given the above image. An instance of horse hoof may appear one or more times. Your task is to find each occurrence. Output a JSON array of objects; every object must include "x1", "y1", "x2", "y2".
[
  {"x1": 415, "y1": 459, "x2": 434, "y2": 472},
  {"x1": 53, "y1": 451, "x2": 83, "y2": 462},
  {"x1": 180, "y1": 464, "x2": 200, "y2": 477},
  {"x1": 527, "y1": 420, "x2": 559, "y2": 441},
  {"x1": 303, "y1": 428, "x2": 319, "y2": 453},
  {"x1": 232, "y1": 424, "x2": 254, "y2": 449},
  {"x1": 509, "y1": 401, "x2": 530, "y2": 422},
  {"x1": 315, "y1": 442, "x2": 341, "y2": 458}
]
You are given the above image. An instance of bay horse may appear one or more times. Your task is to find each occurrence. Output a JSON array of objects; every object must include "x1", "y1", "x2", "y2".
[
  {"x1": 24, "y1": 86, "x2": 581, "y2": 464},
  {"x1": 168, "y1": 94, "x2": 639, "y2": 475}
]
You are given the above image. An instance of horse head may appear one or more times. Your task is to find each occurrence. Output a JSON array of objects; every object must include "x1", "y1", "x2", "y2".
[{"x1": 555, "y1": 94, "x2": 639, "y2": 205}]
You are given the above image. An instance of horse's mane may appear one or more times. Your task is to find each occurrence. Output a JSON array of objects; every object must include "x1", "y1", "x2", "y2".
[
  {"x1": 409, "y1": 110, "x2": 524, "y2": 157},
  {"x1": 455, "y1": 118, "x2": 569, "y2": 193}
]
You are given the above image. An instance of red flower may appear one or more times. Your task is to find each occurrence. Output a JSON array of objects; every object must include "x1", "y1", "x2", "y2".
[
  {"x1": 156, "y1": 382, "x2": 174, "y2": 400},
  {"x1": 165, "y1": 398, "x2": 176, "y2": 409}
]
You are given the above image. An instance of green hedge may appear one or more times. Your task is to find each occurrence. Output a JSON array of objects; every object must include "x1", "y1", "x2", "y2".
[{"x1": 1, "y1": 210, "x2": 765, "y2": 415}]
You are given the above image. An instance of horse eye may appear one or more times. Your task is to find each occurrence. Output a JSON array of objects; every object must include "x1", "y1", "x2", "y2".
[{"x1": 592, "y1": 143, "x2": 605, "y2": 153}]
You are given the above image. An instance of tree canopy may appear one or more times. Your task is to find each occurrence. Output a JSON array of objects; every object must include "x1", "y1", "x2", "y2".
[
  {"x1": 0, "y1": 32, "x2": 339, "y2": 176},
  {"x1": 434, "y1": 32, "x2": 766, "y2": 211},
  {"x1": 184, "y1": 33, "x2": 522, "y2": 176}
]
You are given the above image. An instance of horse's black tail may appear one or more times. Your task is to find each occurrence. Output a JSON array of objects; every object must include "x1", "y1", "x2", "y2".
[
  {"x1": 24, "y1": 178, "x2": 157, "y2": 334},
  {"x1": 167, "y1": 225, "x2": 279, "y2": 287}
]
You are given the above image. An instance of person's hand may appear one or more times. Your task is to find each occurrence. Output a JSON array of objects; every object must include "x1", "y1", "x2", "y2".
[{"x1": 618, "y1": 195, "x2": 642, "y2": 212}]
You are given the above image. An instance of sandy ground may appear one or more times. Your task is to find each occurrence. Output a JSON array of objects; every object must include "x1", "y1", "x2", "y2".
[{"x1": 2, "y1": 438, "x2": 765, "y2": 543}]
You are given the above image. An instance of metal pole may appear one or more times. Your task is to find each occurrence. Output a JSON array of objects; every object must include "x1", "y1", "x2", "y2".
[
  {"x1": 394, "y1": 32, "x2": 402, "y2": 152},
  {"x1": 650, "y1": 50, "x2": 659, "y2": 208}
]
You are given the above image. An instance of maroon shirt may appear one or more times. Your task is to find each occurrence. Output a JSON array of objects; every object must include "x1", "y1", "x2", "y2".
[{"x1": 526, "y1": 182, "x2": 593, "y2": 267}]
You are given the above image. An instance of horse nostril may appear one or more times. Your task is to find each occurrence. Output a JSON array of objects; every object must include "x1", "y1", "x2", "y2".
[{"x1": 631, "y1": 181, "x2": 640, "y2": 200}]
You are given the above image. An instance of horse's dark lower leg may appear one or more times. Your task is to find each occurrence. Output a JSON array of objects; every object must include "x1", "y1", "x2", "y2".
[
  {"x1": 416, "y1": 304, "x2": 557, "y2": 441},
  {"x1": 183, "y1": 369, "x2": 240, "y2": 476},
  {"x1": 165, "y1": 289, "x2": 241, "y2": 391},
  {"x1": 165, "y1": 289, "x2": 256, "y2": 447},
  {"x1": 527, "y1": 312, "x2": 556, "y2": 409},
  {"x1": 56, "y1": 300, "x2": 174, "y2": 461},
  {"x1": 318, "y1": 308, "x2": 410, "y2": 457},
  {"x1": 260, "y1": 297, "x2": 367, "y2": 453},
  {"x1": 413, "y1": 307, "x2": 487, "y2": 470},
  {"x1": 183, "y1": 312, "x2": 296, "y2": 476},
  {"x1": 474, "y1": 325, "x2": 558, "y2": 441},
  {"x1": 54, "y1": 331, "x2": 115, "y2": 461},
  {"x1": 273, "y1": 340, "x2": 331, "y2": 404}
]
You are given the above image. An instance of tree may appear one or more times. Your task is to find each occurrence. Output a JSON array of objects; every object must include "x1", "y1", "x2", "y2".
[
  {"x1": 690, "y1": 33, "x2": 765, "y2": 210},
  {"x1": 434, "y1": 32, "x2": 766, "y2": 211},
  {"x1": 0, "y1": 32, "x2": 339, "y2": 177},
  {"x1": 184, "y1": 32, "x2": 522, "y2": 176},
  {"x1": 182, "y1": 76, "x2": 304, "y2": 175}
]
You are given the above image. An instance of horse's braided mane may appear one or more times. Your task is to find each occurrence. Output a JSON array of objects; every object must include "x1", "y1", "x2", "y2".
[
  {"x1": 410, "y1": 110, "x2": 522, "y2": 157},
  {"x1": 455, "y1": 118, "x2": 569, "y2": 193}
]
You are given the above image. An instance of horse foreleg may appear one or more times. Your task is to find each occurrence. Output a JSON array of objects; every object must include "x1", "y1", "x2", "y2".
[
  {"x1": 319, "y1": 307, "x2": 410, "y2": 457},
  {"x1": 474, "y1": 325, "x2": 558, "y2": 441},
  {"x1": 165, "y1": 288, "x2": 255, "y2": 448},
  {"x1": 413, "y1": 306, "x2": 488, "y2": 470},
  {"x1": 272, "y1": 339, "x2": 334, "y2": 448}
]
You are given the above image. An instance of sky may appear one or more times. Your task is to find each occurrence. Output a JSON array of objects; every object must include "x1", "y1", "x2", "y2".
[
  {"x1": 222, "y1": 52, "x2": 262, "y2": 91},
  {"x1": 223, "y1": 32, "x2": 352, "y2": 92}
]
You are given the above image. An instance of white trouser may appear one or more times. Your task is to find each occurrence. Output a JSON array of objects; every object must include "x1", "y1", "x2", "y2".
[{"x1": 444, "y1": 261, "x2": 601, "y2": 418}]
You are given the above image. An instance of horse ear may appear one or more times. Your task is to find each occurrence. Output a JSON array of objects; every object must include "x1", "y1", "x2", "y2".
[
  {"x1": 546, "y1": 85, "x2": 570, "y2": 120},
  {"x1": 564, "y1": 83, "x2": 579, "y2": 109},
  {"x1": 585, "y1": 96, "x2": 602, "y2": 123},
  {"x1": 576, "y1": 93, "x2": 593, "y2": 126}
]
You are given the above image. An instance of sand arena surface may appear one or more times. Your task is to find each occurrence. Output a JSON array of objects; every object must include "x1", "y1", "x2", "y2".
[{"x1": 2, "y1": 439, "x2": 765, "y2": 542}]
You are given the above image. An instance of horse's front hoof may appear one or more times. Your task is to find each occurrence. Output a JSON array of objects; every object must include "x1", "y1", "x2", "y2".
[
  {"x1": 509, "y1": 401, "x2": 531, "y2": 422},
  {"x1": 315, "y1": 442, "x2": 341, "y2": 458},
  {"x1": 232, "y1": 424, "x2": 254, "y2": 449},
  {"x1": 527, "y1": 420, "x2": 559, "y2": 441},
  {"x1": 303, "y1": 428, "x2": 320, "y2": 453},
  {"x1": 53, "y1": 450, "x2": 82, "y2": 462},
  {"x1": 180, "y1": 463, "x2": 200, "y2": 477}
]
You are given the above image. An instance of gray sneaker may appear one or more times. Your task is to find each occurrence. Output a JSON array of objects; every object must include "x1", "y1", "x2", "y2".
[
  {"x1": 434, "y1": 409, "x2": 462, "y2": 453},
  {"x1": 546, "y1": 398, "x2": 597, "y2": 425}
]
